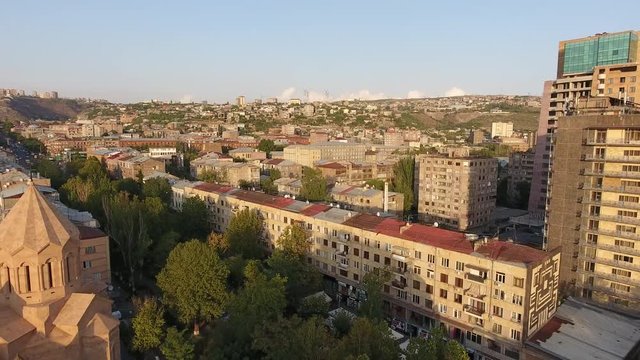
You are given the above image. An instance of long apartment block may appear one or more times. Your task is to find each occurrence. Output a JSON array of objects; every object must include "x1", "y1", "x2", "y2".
[{"x1": 175, "y1": 182, "x2": 560, "y2": 360}]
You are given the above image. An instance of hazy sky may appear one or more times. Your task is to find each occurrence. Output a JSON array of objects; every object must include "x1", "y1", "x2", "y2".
[{"x1": 1, "y1": 1, "x2": 639, "y2": 103}]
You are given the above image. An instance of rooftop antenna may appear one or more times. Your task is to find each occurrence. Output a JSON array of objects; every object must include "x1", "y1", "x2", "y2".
[{"x1": 304, "y1": 89, "x2": 309, "y2": 103}]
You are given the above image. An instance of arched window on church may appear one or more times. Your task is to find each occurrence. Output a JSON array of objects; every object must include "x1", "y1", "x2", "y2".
[
  {"x1": 42, "y1": 259, "x2": 55, "y2": 290},
  {"x1": 0, "y1": 264, "x2": 9, "y2": 295},
  {"x1": 65, "y1": 254, "x2": 75, "y2": 284},
  {"x1": 18, "y1": 263, "x2": 31, "y2": 293}
]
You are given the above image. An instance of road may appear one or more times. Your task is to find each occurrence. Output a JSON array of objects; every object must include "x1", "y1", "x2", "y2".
[{"x1": 0, "y1": 134, "x2": 39, "y2": 171}]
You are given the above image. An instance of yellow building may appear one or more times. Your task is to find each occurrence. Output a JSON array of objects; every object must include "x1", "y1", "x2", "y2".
[
  {"x1": 177, "y1": 182, "x2": 560, "y2": 360},
  {"x1": 415, "y1": 155, "x2": 497, "y2": 231},
  {"x1": 0, "y1": 184, "x2": 119, "y2": 360},
  {"x1": 283, "y1": 142, "x2": 367, "y2": 168},
  {"x1": 547, "y1": 113, "x2": 640, "y2": 314}
]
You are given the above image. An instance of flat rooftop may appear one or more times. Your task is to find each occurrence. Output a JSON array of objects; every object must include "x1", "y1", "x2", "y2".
[{"x1": 527, "y1": 297, "x2": 640, "y2": 360}]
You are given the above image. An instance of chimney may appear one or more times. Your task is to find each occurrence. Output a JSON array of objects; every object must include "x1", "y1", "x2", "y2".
[{"x1": 383, "y1": 181, "x2": 389, "y2": 213}]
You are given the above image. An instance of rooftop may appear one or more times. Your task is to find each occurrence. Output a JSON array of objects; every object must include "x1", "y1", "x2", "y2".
[{"x1": 527, "y1": 297, "x2": 640, "y2": 360}]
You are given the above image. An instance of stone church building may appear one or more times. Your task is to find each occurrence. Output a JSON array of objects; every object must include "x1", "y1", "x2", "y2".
[{"x1": 0, "y1": 184, "x2": 120, "y2": 359}]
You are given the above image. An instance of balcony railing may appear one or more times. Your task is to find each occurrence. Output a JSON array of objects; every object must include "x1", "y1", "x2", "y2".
[
  {"x1": 583, "y1": 283, "x2": 638, "y2": 300},
  {"x1": 595, "y1": 256, "x2": 640, "y2": 271},
  {"x1": 584, "y1": 155, "x2": 640, "y2": 163},
  {"x1": 584, "y1": 138, "x2": 640, "y2": 146},
  {"x1": 585, "y1": 199, "x2": 640, "y2": 210},
  {"x1": 391, "y1": 280, "x2": 407, "y2": 289},
  {"x1": 591, "y1": 228, "x2": 640, "y2": 241},
  {"x1": 463, "y1": 304, "x2": 485, "y2": 317},
  {"x1": 592, "y1": 270, "x2": 640, "y2": 286},
  {"x1": 595, "y1": 242, "x2": 640, "y2": 256}
]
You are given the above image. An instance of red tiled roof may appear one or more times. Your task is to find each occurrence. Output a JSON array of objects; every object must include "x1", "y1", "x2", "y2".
[
  {"x1": 194, "y1": 183, "x2": 235, "y2": 194},
  {"x1": 474, "y1": 241, "x2": 548, "y2": 264},
  {"x1": 78, "y1": 226, "x2": 107, "y2": 240},
  {"x1": 232, "y1": 190, "x2": 295, "y2": 209},
  {"x1": 316, "y1": 162, "x2": 346, "y2": 170},
  {"x1": 264, "y1": 158, "x2": 284, "y2": 165},
  {"x1": 342, "y1": 213, "x2": 387, "y2": 231},
  {"x1": 338, "y1": 186, "x2": 358, "y2": 195},
  {"x1": 300, "y1": 204, "x2": 331, "y2": 217}
]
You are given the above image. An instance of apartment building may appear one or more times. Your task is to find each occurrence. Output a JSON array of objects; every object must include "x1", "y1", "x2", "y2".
[
  {"x1": 330, "y1": 183, "x2": 404, "y2": 217},
  {"x1": 507, "y1": 151, "x2": 534, "y2": 203},
  {"x1": 546, "y1": 113, "x2": 640, "y2": 314},
  {"x1": 228, "y1": 147, "x2": 267, "y2": 162},
  {"x1": 491, "y1": 122, "x2": 514, "y2": 139},
  {"x1": 529, "y1": 30, "x2": 640, "y2": 217},
  {"x1": 175, "y1": 182, "x2": 560, "y2": 360},
  {"x1": 189, "y1": 159, "x2": 260, "y2": 186},
  {"x1": 283, "y1": 142, "x2": 367, "y2": 168},
  {"x1": 415, "y1": 155, "x2": 497, "y2": 231},
  {"x1": 261, "y1": 158, "x2": 303, "y2": 179},
  {"x1": 316, "y1": 160, "x2": 396, "y2": 185}
]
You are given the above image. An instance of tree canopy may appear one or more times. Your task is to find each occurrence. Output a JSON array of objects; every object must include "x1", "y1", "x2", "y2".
[
  {"x1": 157, "y1": 240, "x2": 230, "y2": 335},
  {"x1": 300, "y1": 166, "x2": 328, "y2": 201},
  {"x1": 225, "y1": 208, "x2": 265, "y2": 259},
  {"x1": 132, "y1": 297, "x2": 165, "y2": 353},
  {"x1": 143, "y1": 177, "x2": 172, "y2": 204},
  {"x1": 392, "y1": 156, "x2": 415, "y2": 213},
  {"x1": 178, "y1": 197, "x2": 211, "y2": 240}
]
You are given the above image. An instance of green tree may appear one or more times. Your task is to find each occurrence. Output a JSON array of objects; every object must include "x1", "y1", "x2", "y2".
[
  {"x1": 332, "y1": 311, "x2": 353, "y2": 338},
  {"x1": 161, "y1": 327, "x2": 195, "y2": 360},
  {"x1": 143, "y1": 177, "x2": 172, "y2": 204},
  {"x1": 61, "y1": 156, "x2": 113, "y2": 217},
  {"x1": 276, "y1": 225, "x2": 310, "y2": 258},
  {"x1": 334, "y1": 318, "x2": 399, "y2": 360},
  {"x1": 179, "y1": 197, "x2": 210, "y2": 240},
  {"x1": 514, "y1": 180, "x2": 531, "y2": 210},
  {"x1": 392, "y1": 156, "x2": 415, "y2": 212},
  {"x1": 298, "y1": 294, "x2": 330, "y2": 318},
  {"x1": 198, "y1": 169, "x2": 227, "y2": 183},
  {"x1": 157, "y1": 240, "x2": 230, "y2": 335},
  {"x1": 206, "y1": 262, "x2": 287, "y2": 359},
  {"x1": 35, "y1": 159, "x2": 65, "y2": 188},
  {"x1": 102, "y1": 193, "x2": 151, "y2": 292},
  {"x1": 260, "y1": 168, "x2": 281, "y2": 195},
  {"x1": 267, "y1": 225, "x2": 320, "y2": 307},
  {"x1": 359, "y1": 269, "x2": 392, "y2": 320},
  {"x1": 253, "y1": 316, "x2": 334, "y2": 360},
  {"x1": 300, "y1": 166, "x2": 327, "y2": 201},
  {"x1": 406, "y1": 327, "x2": 468, "y2": 360},
  {"x1": 364, "y1": 179, "x2": 385, "y2": 191},
  {"x1": 496, "y1": 177, "x2": 509, "y2": 207},
  {"x1": 225, "y1": 208, "x2": 264, "y2": 259},
  {"x1": 132, "y1": 297, "x2": 165, "y2": 353},
  {"x1": 114, "y1": 178, "x2": 142, "y2": 197},
  {"x1": 257, "y1": 139, "x2": 276, "y2": 157}
]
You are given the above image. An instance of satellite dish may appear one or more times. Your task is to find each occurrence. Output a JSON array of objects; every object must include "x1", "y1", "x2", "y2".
[{"x1": 433, "y1": 222, "x2": 439, "y2": 228}]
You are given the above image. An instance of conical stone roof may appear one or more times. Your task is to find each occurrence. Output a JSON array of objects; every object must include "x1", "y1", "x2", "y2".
[{"x1": 0, "y1": 183, "x2": 79, "y2": 255}]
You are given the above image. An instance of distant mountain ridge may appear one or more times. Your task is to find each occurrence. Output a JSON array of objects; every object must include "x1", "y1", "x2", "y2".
[{"x1": 0, "y1": 96, "x2": 88, "y2": 123}]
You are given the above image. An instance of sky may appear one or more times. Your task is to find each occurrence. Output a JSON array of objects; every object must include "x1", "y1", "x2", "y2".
[{"x1": 1, "y1": 1, "x2": 639, "y2": 103}]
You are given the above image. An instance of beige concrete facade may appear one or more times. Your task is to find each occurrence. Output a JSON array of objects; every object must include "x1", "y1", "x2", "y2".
[
  {"x1": 0, "y1": 185, "x2": 119, "y2": 360},
  {"x1": 283, "y1": 142, "x2": 367, "y2": 168},
  {"x1": 175, "y1": 182, "x2": 560, "y2": 360},
  {"x1": 330, "y1": 184, "x2": 404, "y2": 217},
  {"x1": 507, "y1": 151, "x2": 534, "y2": 202},
  {"x1": 547, "y1": 114, "x2": 640, "y2": 314},
  {"x1": 415, "y1": 155, "x2": 497, "y2": 231}
]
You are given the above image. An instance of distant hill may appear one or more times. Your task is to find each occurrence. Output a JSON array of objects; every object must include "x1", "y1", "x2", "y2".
[{"x1": 0, "y1": 96, "x2": 88, "y2": 123}]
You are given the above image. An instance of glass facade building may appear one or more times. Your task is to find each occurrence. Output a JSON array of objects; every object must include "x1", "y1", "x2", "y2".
[{"x1": 563, "y1": 32, "x2": 638, "y2": 75}]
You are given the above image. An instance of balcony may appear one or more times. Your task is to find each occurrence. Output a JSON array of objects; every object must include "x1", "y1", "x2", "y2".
[
  {"x1": 596, "y1": 242, "x2": 640, "y2": 256},
  {"x1": 584, "y1": 154, "x2": 640, "y2": 163},
  {"x1": 584, "y1": 138, "x2": 640, "y2": 146},
  {"x1": 586, "y1": 199, "x2": 640, "y2": 210},
  {"x1": 583, "y1": 283, "x2": 638, "y2": 300},
  {"x1": 589, "y1": 214, "x2": 640, "y2": 226},
  {"x1": 465, "y1": 273, "x2": 486, "y2": 284},
  {"x1": 592, "y1": 270, "x2": 640, "y2": 286},
  {"x1": 391, "y1": 279, "x2": 407, "y2": 289},
  {"x1": 591, "y1": 228, "x2": 640, "y2": 241},
  {"x1": 463, "y1": 304, "x2": 485, "y2": 317},
  {"x1": 586, "y1": 185, "x2": 640, "y2": 195},
  {"x1": 393, "y1": 266, "x2": 408, "y2": 275},
  {"x1": 595, "y1": 257, "x2": 640, "y2": 271}
]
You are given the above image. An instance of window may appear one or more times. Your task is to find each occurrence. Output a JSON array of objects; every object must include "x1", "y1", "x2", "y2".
[
  {"x1": 425, "y1": 284, "x2": 433, "y2": 294},
  {"x1": 364, "y1": 251, "x2": 369, "y2": 259},
  {"x1": 454, "y1": 294, "x2": 462, "y2": 304},
  {"x1": 466, "y1": 331, "x2": 482, "y2": 345},
  {"x1": 441, "y1": 258, "x2": 449, "y2": 267},
  {"x1": 614, "y1": 254, "x2": 634, "y2": 263},
  {"x1": 510, "y1": 329, "x2": 522, "y2": 341},
  {"x1": 493, "y1": 305, "x2": 503, "y2": 317},
  {"x1": 414, "y1": 266, "x2": 421, "y2": 275},
  {"x1": 495, "y1": 272, "x2": 506, "y2": 283},
  {"x1": 427, "y1": 254, "x2": 435, "y2": 264},
  {"x1": 513, "y1": 277, "x2": 524, "y2": 288},
  {"x1": 615, "y1": 239, "x2": 635, "y2": 248},
  {"x1": 494, "y1": 289, "x2": 505, "y2": 300},
  {"x1": 412, "y1": 294, "x2": 420, "y2": 304},
  {"x1": 439, "y1": 303, "x2": 447, "y2": 314},
  {"x1": 455, "y1": 261, "x2": 465, "y2": 271},
  {"x1": 440, "y1": 289, "x2": 448, "y2": 299},
  {"x1": 82, "y1": 260, "x2": 92, "y2": 269},
  {"x1": 453, "y1": 309, "x2": 462, "y2": 319},
  {"x1": 454, "y1": 277, "x2": 463, "y2": 288},
  {"x1": 612, "y1": 268, "x2": 632, "y2": 277},
  {"x1": 413, "y1": 280, "x2": 421, "y2": 290},
  {"x1": 85, "y1": 246, "x2": 96, "y2": 254},
  {"x1": 440, "y1": 273, "x2": 448, "y2": 283},
  {"x1": 492, "y1": 323, "x2": 503, "y2": 335},
  {"x1": 374, "y1": 254, "x2": 380, "y2": 263},
  {"x1": 511, "y1": 312, "x2": 522, "y2": 323},
  {"x1": 611, "y1": 282, "x2": 631, "y2": 292},
  {"x1": 414, "y1": 250, "x2": 422, "y2": 259},
  {"x1": 512, "y1": 295, "x2": 523, "y2": 306}
]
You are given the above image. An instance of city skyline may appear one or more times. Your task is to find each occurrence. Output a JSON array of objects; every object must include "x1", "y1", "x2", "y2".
[{"x1": 2, "y1": 1, "x2": 640, "y2": 103}]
